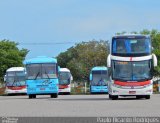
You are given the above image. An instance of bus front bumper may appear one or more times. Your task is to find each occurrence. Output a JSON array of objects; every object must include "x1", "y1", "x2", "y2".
[
  {"x1": 5, "y1": 89, "x2": 27, "y2": 94},
  {"x1": 91, "y1": 86, "x2": 108, "y2": 93},
  {"x1": 59, "y1": 88, "x2": 71, "y2": 93},
  {"x1": 110, "y1": 85, "x2": 153, "y2": 96}
]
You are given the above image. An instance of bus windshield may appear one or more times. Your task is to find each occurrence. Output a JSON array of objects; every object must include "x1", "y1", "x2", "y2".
[
  {"x1": 112, "y1": 37, "x2": 151, "y2": 56},
  {"x1": 91, "y1": 70, "x2": 108, "y2": 86},
  {"x1": 59, "y1": 72, "x2": 71, "y2": 85},
  {"x1": 112, "y1": 60, "x2": 152, "y2": 81},
  {"x1": 6, "y1": 71, "x2": 25, "y2": 86},
  {"x1": 26, "y1": 63, "x2": 57, "y2": 79}
]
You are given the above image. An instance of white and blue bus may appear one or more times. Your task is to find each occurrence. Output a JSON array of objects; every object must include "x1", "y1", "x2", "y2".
[
  {"x1": 59, "y1": 68, "x2": 73, "y2": 95},
  {"x1": 23, "y1": 56, "x2": 59, "y2": 99},
  {"x1": 107, "y1": 34, "x2": 157, "y2": 100},
  {"x1": 4, "y1": 67, "x2": 26, "y2": 95},
  {"x1": 89, "y1": 66, "x2": 109, "y2": 94}
]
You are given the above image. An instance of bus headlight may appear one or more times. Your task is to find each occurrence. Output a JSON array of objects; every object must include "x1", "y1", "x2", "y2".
[
  {"x1": 113, "y1": 90, "x2": 119, "y2": 93},
  {"x1": 144, "y1": 84, "x2": 152, "y2": 88},
  {"x1": 112, "y1": 84, "x2": 121, "y2": 88},
  {"x1": 146, "y1": 89, "x2": 152, "y2": 93}
]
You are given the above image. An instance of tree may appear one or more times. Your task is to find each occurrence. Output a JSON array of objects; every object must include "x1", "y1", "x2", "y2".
[
  {"x1": 0, "y1": 40, "x2": 29, "y2": 82},
  {"x1": 57, "y1": 40, "x2": 109, "y2": 81}
]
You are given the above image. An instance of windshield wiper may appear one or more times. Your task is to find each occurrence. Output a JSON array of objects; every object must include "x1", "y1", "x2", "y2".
[
  {"x1": 12, "y1": 78, "x2": 16, "y2": 86},
  {"x1": 6, "y1": 82, "x2": 11, "y2": 86},
  {"x1": 96, "y1": 82, "x2": 102, "y2": 86},
  {"x1": 16, "y1": 78, "x2": 21, "y2": 86},
  {"x1": 34, "y1": 72, "x2": 40, "y2": 80},
  {"x1": 45, "y1": 70, "x2": 50, "y2": 79}
]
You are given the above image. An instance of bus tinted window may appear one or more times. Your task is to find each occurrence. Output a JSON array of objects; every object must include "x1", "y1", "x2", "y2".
[
  {"x1": 59, "y1": 72, "x2": 70, "y2": 85},
  {"x1": 112, "y1": 37, "x2": 151, "y2": 56},
  {"x1": 26, "y1": 63, "x2": 57, "y2": 79},
  {"x1": 42, "y1": 64, "x2": 57, "y2": 79},
  {"x1": 112, "y1": 60, "x2": 152, "y2": 81},
  {"x1": 26, "y1": 64, "x2": 41, "y2": 79},
  {"x1": 91, "y1": 70, "x2": 108, "y2": 86},
  {"x1": 6, "y1": 71, "x2": 25, "y2": 86}
]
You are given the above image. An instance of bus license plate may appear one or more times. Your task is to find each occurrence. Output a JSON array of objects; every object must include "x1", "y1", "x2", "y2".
[
  {"x1": 129, "y1": 91, "x2": 136, "y2": 94},
  {"x1": 40, "y1": 88, "x2": 45, "y2": 90}
]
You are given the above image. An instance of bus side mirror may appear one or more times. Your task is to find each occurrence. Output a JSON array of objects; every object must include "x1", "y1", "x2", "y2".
[
  {"x1": 58, "y1": 66, "x2": 60, "y2": 73},
  {"x1": 89, "y1": 74, "x2": 92, "y2": 81},
  {"x1": 25, "y1": 73, "x2": 28, "y2": 80},
  {"x1": 4, "y1": 75, "x2": 6, "y2": 82},
  {"x1": 152, "y1": 54, "x2": 157, "y2": 67},
  {"x1": 71, "y1": 75, "x2": 73, "y2": 81},
  {"x1": 24, "y1": 67, "x2": 28, "y2": 80},
  {"x1": 107, "y1": 54, "x2": 111, "y2": 67}
]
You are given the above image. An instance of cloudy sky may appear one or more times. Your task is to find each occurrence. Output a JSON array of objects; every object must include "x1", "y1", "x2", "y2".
[{"x1": 0, "y1": 0, "x2": 160, "y2": 59}]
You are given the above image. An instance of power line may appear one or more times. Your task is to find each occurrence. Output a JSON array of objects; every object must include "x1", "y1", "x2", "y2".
[
  {"x1": 18, "y1": 40, "x2": 108, "y2": 45},
  {"x1": 19, "y1": 42, "x2": 76, "y2": 45}
]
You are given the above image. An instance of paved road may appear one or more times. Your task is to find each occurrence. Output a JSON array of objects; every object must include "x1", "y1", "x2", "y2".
[{"x1": 0, "y1": 94, "x2": 160, "y2": 117}]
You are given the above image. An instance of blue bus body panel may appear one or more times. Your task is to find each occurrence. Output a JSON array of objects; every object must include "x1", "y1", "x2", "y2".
[
  {"x1": 24, "y1": 56, "x2": 59, "y2": 95},
  {"x1": 90, "y1": 66, "x2": 108, "y2": 93},
  {"x1": 91, "y1": 66, "x2": 107, "y2": 71},
  {"x1": 26, "y1": 79, "x2": 58, "y2": 94},
  {"x1": 91, "y1": 86, "x2": 108, "y2": 93},
  {"x1": 24, "y1": 56, "x2": 57, "y2": 65}
]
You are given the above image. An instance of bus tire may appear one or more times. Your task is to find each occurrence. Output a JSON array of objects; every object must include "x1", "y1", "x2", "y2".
[
  {"x1": 50, "y1": 94, "x2": 54, "y2": 98},
  {"x1": 145, "y1": 95, "x2": 150, "y2": 99},
  {"x1": 7, "y1": 94, "x2": 11, "y2": 96},
  {"x1": 109, "y1": 94, "x2": 112, "y2": 99},
  {"x1": 67, "y1": 92, "x2": 71, "y2": 95},
  {"x1": 33, "y1": 95, "x2": 36, "y2": 98},
  {"x1": 29, "y1": 95, "x2": 32, "y2": 99},
  {"x1": 136, "y1": 96, "x2": 142, "y2": 99},
  {"x1": 112, "y1": 95, "x2": 118, "y2": 100},
  {"x1": 51, "y1": 94, "x2": 58, "y2": 98}
]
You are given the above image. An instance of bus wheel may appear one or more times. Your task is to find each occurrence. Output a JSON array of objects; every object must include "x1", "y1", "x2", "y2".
[
  {"x1": 112, "y1": 95, "x2": 118, "y2": 100},
  {"x1": 29, "y1": 95, "x2": 33, "y2": 99},
  {"x1": 53, "y1": 94, "x2": 58, "y2": 98},
  {"x1": 145, "y1": 95, "x2": 150, "y2": 99},
  {"x1": 50, "y1": 94, "x2": 54, "y2": 98},
  {"x1": 109, "y1": 94, "x2": 112, "y2": 99},
  {"x1": 52, "y1": 94, "x2": 58, "y2": 98},
  {"x1": 33, "y1": 95, "x2": 36, "y2": 98},
  {"x1": 136, "y1": 96, "x2": 142, "y2": 99},
  {"x1": 67, "y1": 92, "x2": 71, "y2": 95}
]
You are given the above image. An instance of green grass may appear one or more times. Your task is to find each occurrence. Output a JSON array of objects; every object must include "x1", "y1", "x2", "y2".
[{"x1": 70, "y1": 87, "x2": 90, "y2": 95}]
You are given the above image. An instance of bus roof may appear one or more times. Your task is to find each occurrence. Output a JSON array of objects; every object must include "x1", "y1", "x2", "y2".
[
  {"x1": 6, "y1": 67, "x2": 25, "y2": 72},
  {"x1": 60, "y1": 68, "x2": 70, "y2": 72},
  {"x1": 112, "y1": 34, "x2": 150, "y2": 39},
  {"x1": 91, "y1": 66, "x2": 107, "y2": 71},
  {"x1": 23, "y1": 56, "x2": 57, "y2": 64}
]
